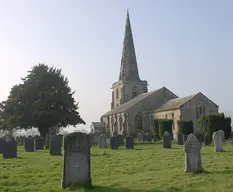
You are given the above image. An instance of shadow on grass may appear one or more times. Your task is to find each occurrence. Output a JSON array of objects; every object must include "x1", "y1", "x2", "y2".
[{"x1": 70, "y1": 185, "x2": 164, "y2": 192}]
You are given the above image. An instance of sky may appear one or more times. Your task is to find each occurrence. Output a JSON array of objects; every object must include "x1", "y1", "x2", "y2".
[{"x1": 0, "y1": 0, "x2": 233, "y2": 130}]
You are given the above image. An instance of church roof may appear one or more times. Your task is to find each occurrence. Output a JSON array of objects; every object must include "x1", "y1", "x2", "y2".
[
  {"x1": 119, "y1": 10, "x2": 141, "y2": 81},
  {"x1": 156, "y1": 93, "x2": 198, "y2": 112},
  {"x1": 102, "y1": 88, "x2": 162, "y2": 116}
]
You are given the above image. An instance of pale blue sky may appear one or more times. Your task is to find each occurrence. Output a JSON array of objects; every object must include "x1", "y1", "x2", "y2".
[{"x1": 0, "y1": 0, "x2": 233, "y2": 128}]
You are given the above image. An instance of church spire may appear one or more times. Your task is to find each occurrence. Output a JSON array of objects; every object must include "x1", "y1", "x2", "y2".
[{"x1": 119, "y1": 10, "x2": 140, "y2": 81}]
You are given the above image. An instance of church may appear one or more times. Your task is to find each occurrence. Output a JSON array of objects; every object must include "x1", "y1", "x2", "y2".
[{"x1": 100, "y1": 11, "x2": 219, "y2": 139}]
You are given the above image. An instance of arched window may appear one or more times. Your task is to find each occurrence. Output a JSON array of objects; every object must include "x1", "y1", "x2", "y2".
[
  {"x1": 199, "y1": 106, "x2": 202, "y2": 115},
  {"x1": 196, "y1": 106, "x2": 198, "y2": 119},
  {"x1": 116, "y1": 88, "x2": 119, "y2": 99},
  {"x1": 132, "y1": 87, "x2": 137, "y2": 98},
  {"x1": 135, "y1": 112, "x2": 143, "y2": 130},
  {"x1": 203, "y1": 106, "x2": 205, "y2": 114}
]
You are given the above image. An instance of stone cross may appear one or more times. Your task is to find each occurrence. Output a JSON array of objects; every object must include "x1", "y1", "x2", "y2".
[
  {"x1": 163, "y1": 131, "x2": 171, "y2": 148},
  {"x1": 24, "y1": 136, "x2": 34, "y2": 152},
  {"x1": 98, "y1": 134, "x2": 106, "y2": 148},
  {"x1": 2, "y1": 134, "x2": 17, "y2": 158},
  {"x1": 61, "y1": 132, "x2": 91, "y2": 189},
  {"x1": 50, "y1": 135, "x2": 62, "y2": 156},
  {"x1": 213, "y1": 131, "x2": 224, "y2": 152},
  {"x1": 184, "y1": 134, "x2": 202, "y2": 173}
]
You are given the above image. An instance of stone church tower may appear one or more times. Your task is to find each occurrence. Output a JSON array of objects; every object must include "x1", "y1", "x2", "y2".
[{"x1": 111, "y1": 10, "x2": 148, "y2": 110}]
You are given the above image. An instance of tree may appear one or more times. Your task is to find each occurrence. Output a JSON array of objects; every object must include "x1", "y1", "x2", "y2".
[
  {"x1": 0, "y1": 63, "x2": 85, "y2": 138},
  {"x1": 177, "y1": 120, "x2": 194, "y2": 135}
]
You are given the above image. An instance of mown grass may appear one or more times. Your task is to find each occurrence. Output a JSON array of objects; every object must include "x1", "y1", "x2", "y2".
[{"x1": 0, "y1": 141, "x2": 233, "y2": 192}]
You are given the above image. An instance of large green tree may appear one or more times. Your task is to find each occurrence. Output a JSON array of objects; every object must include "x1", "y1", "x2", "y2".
[{"x1": 0, "y1": 64, "x2": 85, "y2": 138}]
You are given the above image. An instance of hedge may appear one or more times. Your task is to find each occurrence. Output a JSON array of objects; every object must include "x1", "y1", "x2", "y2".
[
  {"x1": 158, "y1": 119, "x2": 173, "y2": 139},
  {"x1": 199, "y1": 113, "x2": 231, "y2": 140},
  {"x1": 177, "y1": 120, "x2": 194, "y2": 135}
]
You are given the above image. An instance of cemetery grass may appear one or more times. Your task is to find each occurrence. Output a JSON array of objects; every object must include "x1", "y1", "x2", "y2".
[{"x1": 1, "y1": 143, "x2": 233, "y2": 192}]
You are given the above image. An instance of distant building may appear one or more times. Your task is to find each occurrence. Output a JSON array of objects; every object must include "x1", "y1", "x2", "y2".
[
  {"x1": 90, "y1": 122, "x2": 105, "y2": 134},
  {"x1": 101, "y1": 10, "x2": 219, "y2": 138}
]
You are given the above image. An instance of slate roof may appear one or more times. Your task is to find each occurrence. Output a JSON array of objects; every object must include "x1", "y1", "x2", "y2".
[
  {"x1": 91, "y1": 122, "x2": 105, "y2": 128},
  {"x1": 156, "y1": 93, "x2": 197, "y2": 112},
  {"x1": 102, "y1": 88, "x2": 162, "y2": 116}
]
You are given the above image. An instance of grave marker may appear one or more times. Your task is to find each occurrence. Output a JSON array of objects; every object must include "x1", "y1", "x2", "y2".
[
  {"x1": 163, "y1": 131, "x2": 171, "y2": 148},
  {"x1": 213, "y1": 131, "x2": 224, "y2": 152},
  {"x1": 2, "y1": 134, "x2": 17, "y2": 158},
  {"x1": 24, "y1": 136, "x2": 34, "y2": 152},
  {"x1": 50, "y1": 135, "x2": 62, "y2": 155}
]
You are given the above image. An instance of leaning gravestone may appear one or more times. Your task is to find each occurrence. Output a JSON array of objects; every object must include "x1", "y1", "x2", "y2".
[
  {"x1": 2, "y1": 134, "x2": 17, "y2": 158},
  {"x1": 163, "y1": 131, "x2": 171, "y2": 148},
  {"x1": 177, "y1": 134, "x2": 184, "y2": 145},
  {"x1": 184, "y1": 134, "x2": 202, "y2": 173},
  {"x1": 110, "y1": 137, "x2": 118, "y2": 150},
  {"x1": 24, "y1": 136, "x2": 34, "y2": 152},
  {"x1": 204, "y1": 134, "x2": 210, "y2": 145},
  {"x1": 35, "y1": 137, "x2": 44, "y2": 150},
  {"x1": 98, "y1": 134, "x2": 106, "y2": 148},
  {"x1": 61, "y1": 132, "x2": 91, "y2": 189},
  {"x1": 50, "y1": 135, "x2": 62, "y2": 156},
  {"x1": 125, "y1": 137, "x2": 134, "y2": 149},
  {"x1": 213, "y1": 131, "x2": 224, "y2": 152},
  {"x1": 0, "y1": 137, "x2": 4, "y2": 153}
]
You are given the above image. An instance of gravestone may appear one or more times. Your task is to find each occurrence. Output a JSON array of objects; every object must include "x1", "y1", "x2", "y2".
[
  {"x1": 98, "y1": 134, "x2": 106, "y2": 148},
  {"x1": 116, "y1": 135, "x2": 124, "y2": 146},
  {"x1": 125, "y1": 137, "x2": 134, "y2": 149},
  {"x1": 218, "y1": 130, "x2": 225, "y2": 142},
  {"x1": 204, "y1": 134, "x2": 210, "y2": 145},
  {"x1": 2, "y1": 134, "x2": 17, "y2": 158},
  {"x1": 183, "y1": 135, "x2": 188, "y2": 143},
  {"x1": 213, "y1": 131, "x2": 223, "y2": 152},
  {"x1": 163, "y1": 131, "x2": 171, "y2": 148},
  {"x1": 184, "y1": 134, "x2": 202, "y2": 173},
  {"x1": 0, "y1": 138, "x2": 4, "y2": 153},
  {"x1": 50, "y1": 135, "x2": 62, "y2": 155},
  {"x1": 35, "y1": 137, "x2": 44, "y2": 150},
  {"x1": 195, "y1": 133, "x2": 202, "y2": 146},
  {"x1": 24, "y1": 136, "x2": 34, "y2": 152},
  {"x1": 109, "y1": 137, "x2": 118, "y2": 150},
  {"x1": 61, "y1": 132, "x2": 91, "y2": 189},
  {"x1": 177, "y1": 134, "x2": 184, "y2": 145}
]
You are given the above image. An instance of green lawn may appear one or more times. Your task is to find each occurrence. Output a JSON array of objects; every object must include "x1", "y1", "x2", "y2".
[{"x1": 0, "y1": 141, "x2": 233, "y2": 192}]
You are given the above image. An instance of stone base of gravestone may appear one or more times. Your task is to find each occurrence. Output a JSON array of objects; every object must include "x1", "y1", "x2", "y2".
[
  {"x1": 163, "y1": 136, "x2": 171, "y2": 148},
  {"x1": 178, "y1": 134, "x2": 184, "y2": 145},
  {"x1": 110, "y1": 137, "x2": 118, "y2": 150},
  {"x1": 183, "y1": 135, "x2": 188, "y2": 144},
  {"x1": 116, "y1": 135, "x2": 124, "y2": 146},
  {"x1": 204, "y1": 135, "x2": 210, "y2": 145},
  {"x1": 125, "y1": 137, "x2": 134, "y2": 149},
  {"x1": 195, "y1": 134, "x2": 202, "y2": 146},
  {"x1": 3, "y1": 138, "x2": 17, "y2": 158}
]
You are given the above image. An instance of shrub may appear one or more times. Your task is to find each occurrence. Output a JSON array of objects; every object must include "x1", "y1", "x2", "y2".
[
  {"x1": 177, "y1": 120, "x2": 194, "y2": 135},
  {"x1": 158, "y1": 119, "x2": 173, "y2": 139}
]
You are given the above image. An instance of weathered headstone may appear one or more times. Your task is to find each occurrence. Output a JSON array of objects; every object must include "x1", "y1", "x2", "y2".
[
  {"x1": 35, "y1": 137, "x2": 44, "y2": 150},
  {"x1": 184, "y1": 134, "x2": 202, "y2": 173},
  {"x1": 2, "y1": 134, "x2": 17, "y2": 158},
  {"x1": 183, "y1": 134, "x2": 188, "y2": 143},
  {"x1": 61, "y1": 132, "x2": 91, "y2": 189},
  {"x1": 163, "y1": 131, "x2": 171, "y2": 148},
  {"x1": 98, "y1": 134, "x2": 106, "y2": 148},
  {"x1": 195, "y1": 133, "x2": 202, "y2": 146},
  {"x1": 213, "y1": 131, "x2": 223, "y2": 152},
  {"x1": 116, "y1": 135, "x2": 124, "y2": 146},
  {"x1": 218, "y1": 130, "x2": 225, "y2": 142},
  {"x1": 109, "y1": 137, "x2": 118, "y2": 150},
  {"x1": 178, "y1": 134, "x2": 184, "y2": 145},
  {"x1": 50, "y1": 135, "x2": 62, "y2": 155},
  {"x1": 24, "y1": 136, "x2": 34, "y2": 152},
  {"x1": 125, "y1": 137, "x2": 134, "y2": 149},
  {"x1": 204, "y1": 134, "x2": 210, "y2": 145}
]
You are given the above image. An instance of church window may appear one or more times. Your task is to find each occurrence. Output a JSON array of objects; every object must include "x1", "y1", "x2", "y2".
[
  {"x1": 203, "y1": 106, "x2": 205, "y2": 114},
  {"x1": 196, "y1": 107, "x2": 198, "y2": 119},
  {"x1": 132, "y1": 87, "x2": 137, "y2": 98},
  {"x1": 116, "y1": 88, "x2": 119, "y2": 99},
  {"x1": 165, "y1": 114, "x2": 167, "y2": 119},
  {"x1": 135, "y1": 112, "x2": 143, "y2": 130},
  {"x1": 199, "y1": 106, "x2": 202, "y2": 116}
]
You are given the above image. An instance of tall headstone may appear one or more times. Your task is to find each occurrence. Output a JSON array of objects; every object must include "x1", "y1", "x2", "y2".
[
  {"x1": 109, "y1": 137, "x2": 118, "y2": 150},
  {"x1": 213, "y1": 131, "x2": 223, "y2": 152},
  {"x1": 2, "y1": 134, "x2": 17, "y2": 158},
  {"x1": 50, "y1": 135, "x2": 62, "y2": 156},
  {"x1": 163, "y1": 131, "x2": 171, "y2": 148},
  {"x1": 184, "y1": 134, "x2": 202, "y2": 173},
  {"x1": 35, "y1": 137, "x2": 44, "y2": 150},
  {"x1": 24, "y1": 136, "x2": 34, "y2": 152},
  {"x1": 204, "y1": 134, "x2": 210, "y2": 145},
  {"x1": 98, "y1": 134, "x2": 106, "y2": 148},
  {"x1": 125, "y1": 137, "x2": 134, "y2": 149},
  {"x1": 178, "y1": 133, "x2": 184, "y2": 145},
  {"x1": 61, "y1": 132, "x2": 91, "y2": 189}
]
